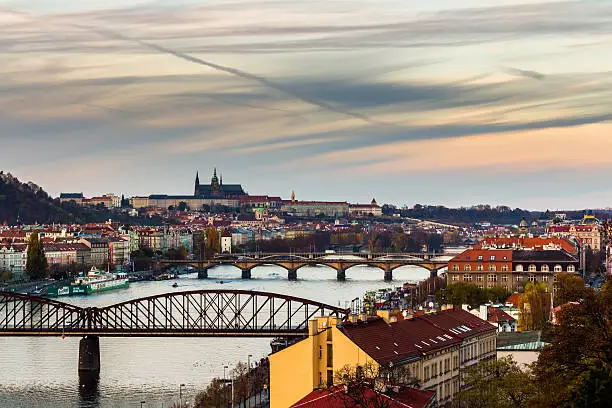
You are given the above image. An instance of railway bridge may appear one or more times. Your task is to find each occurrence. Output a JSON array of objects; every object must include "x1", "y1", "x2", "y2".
[
  {"x1": 0, "y1": 290, "x2": 348, "y2": 372},
  {"x1": 159, "y1": 252, "x2": 450, "y2": 281}
]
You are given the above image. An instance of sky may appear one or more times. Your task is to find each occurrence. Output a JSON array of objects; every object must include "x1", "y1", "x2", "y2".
[{"x1": 1, "y1": 0, "x2": 612, "y2": 210}]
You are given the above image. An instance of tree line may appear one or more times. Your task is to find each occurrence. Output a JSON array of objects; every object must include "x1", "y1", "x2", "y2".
[{"x1": 451, "y1": 277, "x2": 611, "y2": 408}]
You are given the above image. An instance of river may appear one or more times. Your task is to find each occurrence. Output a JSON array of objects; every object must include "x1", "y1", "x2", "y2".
[{"x1": 0, "y1": 265, "x2": 432, "y2": 408}]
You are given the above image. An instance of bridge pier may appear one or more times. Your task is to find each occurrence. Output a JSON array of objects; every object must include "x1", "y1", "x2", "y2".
[
  {"x1": 336, "y1": 268, "x2": 346, "y2": 281},
  {"x1": 197, "y1": 267, "x2": 208, "y2": 279},
  {"x1": 78, "y1": 335, "x2": 100, "y2": 373},
  {"x1": 241, "y1": 268, "x2": 252, "y2": 279},
  {"x1": 384, "y1": 268, "x2": 393, "y2": 282},
  {"x1": 287, "y1": 269, "x2": 298, "y2": 281}
]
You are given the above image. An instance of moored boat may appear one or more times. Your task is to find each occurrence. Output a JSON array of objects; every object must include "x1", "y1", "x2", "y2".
[{"x1": 47, "y1": 267, "x2": 129, "y2": 296}]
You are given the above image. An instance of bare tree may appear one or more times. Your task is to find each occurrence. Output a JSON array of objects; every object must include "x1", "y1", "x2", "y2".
[{"x1": 330, "y1": 361, "x2": 420, "y2": 408}]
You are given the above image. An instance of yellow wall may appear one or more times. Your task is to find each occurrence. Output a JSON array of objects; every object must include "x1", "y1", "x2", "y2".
[
  {"x1": 331, "y1": 325, "x2": 377, "y2": 372},
  {"x1": 269, "y1": 316, "x2": 378, "y2": 408},
  {"x1": 270, "y1": 337, "x2": 314, "y2": 408}
]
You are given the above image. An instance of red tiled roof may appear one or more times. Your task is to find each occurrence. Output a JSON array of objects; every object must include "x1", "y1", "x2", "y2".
[
  {"x1": 339, "y1": 316, "x2": 462, "y2": 365},
  {"x1": 420, "y1": 309, "x2": 496, "y2": 340},
  {"x1": 506, "y1": 293, "x2": 521, "y2": 308},
  {"x1": 450, "y1": 248, "x2": 513, "y2": 262},
  {"x1": 547, "y1": 225, "x2": 571, "y2": 232},
  {"x1": 475, "y1": 236, "x2": 577, "y2": 253},
  {"x1": 487, "y1": 307, "x2": 515, "y2": 323},
  {"x1": 291, "y1": 384, "x2": 435, "y2": 408}
]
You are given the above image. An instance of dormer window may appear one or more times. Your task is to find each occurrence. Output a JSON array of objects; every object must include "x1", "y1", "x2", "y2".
[
  {"x1": 478, "y1": 256, "x2": 483, "y2": 261},
  {"x1": 490, "y1": 256, "x2": 496, "y2": 261}
]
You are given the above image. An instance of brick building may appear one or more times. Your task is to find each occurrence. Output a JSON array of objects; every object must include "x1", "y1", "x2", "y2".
[{"x1": 447, "y1": 248, "x2": 579, "y2": 293}]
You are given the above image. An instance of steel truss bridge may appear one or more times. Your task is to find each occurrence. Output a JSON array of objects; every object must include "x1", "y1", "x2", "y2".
[
  {"x1": 160, "y1": 252, "x2": 451, "y2": 281},
  {"x1": 0, "y1": 290, "x2": 348, "y2": 372}
]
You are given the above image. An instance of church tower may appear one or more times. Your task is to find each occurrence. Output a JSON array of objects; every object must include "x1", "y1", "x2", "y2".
[
  {"x1": 194, "y1": 171, "x2": 200, "y2": 196},
  {"x1": 211, "y1": 168, "x2": 221, "y2": 196}
]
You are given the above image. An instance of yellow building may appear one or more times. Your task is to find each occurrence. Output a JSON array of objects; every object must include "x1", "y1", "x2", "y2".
[{"x1": 270, "y1": 309, "x2": 495, "y2": 408}]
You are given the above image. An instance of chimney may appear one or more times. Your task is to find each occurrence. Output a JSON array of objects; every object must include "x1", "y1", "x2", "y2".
[{"x1": 480, "y1": 304, "x2": 488, "y2": 321}]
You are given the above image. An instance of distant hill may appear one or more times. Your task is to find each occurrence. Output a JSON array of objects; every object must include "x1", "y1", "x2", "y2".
[
  {"x1": 0, "y1": 171, "x2": 166, "y2": 226},
  {"x1": 0, "y1": 171, "x2": 77, "y2": 225}
]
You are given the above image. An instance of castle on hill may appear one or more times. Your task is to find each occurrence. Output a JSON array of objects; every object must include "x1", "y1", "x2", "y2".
[{"x1": 194, "y1": 168, "x2": 247, "y2": 198}]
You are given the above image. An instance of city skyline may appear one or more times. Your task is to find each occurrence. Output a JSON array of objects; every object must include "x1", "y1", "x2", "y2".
[{"x1": 2, "y1": 0, "x2": 612, "y2": 209}]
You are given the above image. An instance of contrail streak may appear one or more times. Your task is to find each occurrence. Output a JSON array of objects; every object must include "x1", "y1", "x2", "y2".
[{"x1": 81, "y1": 26, "x2": 385, "y2": 126}]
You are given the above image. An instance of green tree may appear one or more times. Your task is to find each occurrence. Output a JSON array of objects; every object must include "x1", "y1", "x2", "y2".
[
  {"x1": 531, "y1": 281, "x2": 612, "y2": 407},
  {"x1": 205, "y1": 227, "x2": 220, "y2": 259},
  {"x1": 453, "y1": 357, "x2": 537, "y2": 408},
  {"x1": 177, "y1": 201, "x2": 189, "y2": 211},
  {"x1": 486, "y1": 286, "x2": 512, "y2": 303},
  {"x1": 26, "y1": 231, "x2": 48, "y2": 280},
  {"x1": 518, "y1": 282, "x2": 551, "y2": 331},
  {"x1": 554, "y1": 273, "x2": 588, "y2": 306}
]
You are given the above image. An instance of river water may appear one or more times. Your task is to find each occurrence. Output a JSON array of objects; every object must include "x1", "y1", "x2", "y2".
[{"x1": 0, "y1": 265, "x2": 432, "y2": 408}]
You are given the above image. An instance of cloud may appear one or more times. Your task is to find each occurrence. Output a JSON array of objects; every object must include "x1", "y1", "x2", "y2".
[{"x1": 2, "y1": 1, "x2": 612, "y2": 207}]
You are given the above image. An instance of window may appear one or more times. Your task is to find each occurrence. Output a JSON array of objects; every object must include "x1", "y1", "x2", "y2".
[
  {"x1": 501, "y1": 265, "x2": 508, "y2": 272},
  {"x1": 542, "y1": 275, "x2": 549, "y2": 282},
  {"x1": 478, "y1": 255, "x2": 483, "y2": 261},
  {"x1": 488, "y1": 274, "x2": 497, "y2": 282},
  {"x1": 554, "y1": 265, "x2": 562, "y2": 272},
  {"x1": 452, "y1": 264, "x2": 459, "y2": 271},
  {"x1": 516, "y1": 264, "x2": 523, "y2": 272},
  {"x1": 452, "y1": 275, "x2": 459, "y2": 281},
  {"x1": 476, "y1": 275, "x2": 484, "y2": 282},
  {"x1": 541, "y1": 264, "x2": 549, "y2": 272},
  {"x1": 568, "y1": 265, "x2": 576, "y2": 272},
  {"x1": 463, "y1": 274, "x2": 472, "y2": 282},
  {"x1": 490, "y1": 256, "x2": 496, "y2": 261},
  {"x1": 489, "y1": 265, "x2": 496, "y2": 271},
  {"x1": 424, "y1": 366, "x2": 430, "y2": 381},
  {"x1": 477, "y1": 265, "x2": 484, "y2": 271},
  {"x1": 464, "y1": 264, "x2": 471, "y2": 271},
  {"x1": 529, "y1": 264, "x2": 537, "y2": 272},
  {"x1": 501, "y1": 275, "x2": 508, "y2": 282},
  {"x1": 319, "y1": 346, "x2": 323, "y2": 359},
  {"x1": 516, "y1": 275, "x2": 522, "y2": 282},
  {"x1": 529, "y1": 275, "x2": 536, "y2": 282}
]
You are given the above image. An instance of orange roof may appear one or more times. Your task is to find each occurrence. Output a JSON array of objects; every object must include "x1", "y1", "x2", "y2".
[
  {"x1": 506, "y1": 293, "x2": 521, "y2": 308},
  {"x1": 475, "y1": 236, "x2": 577, "y2": 253},
  {"x1": 450, "y1": 248, "x2": 513, "y2": 262}
]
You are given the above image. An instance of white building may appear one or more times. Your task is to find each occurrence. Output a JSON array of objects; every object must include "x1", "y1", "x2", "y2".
[
  {"x1": 221, "y1": 236, "x2": 232, "y2": 254},
  {"x1": 0, "y1": 245, "x2": 27, "y2": 281}
]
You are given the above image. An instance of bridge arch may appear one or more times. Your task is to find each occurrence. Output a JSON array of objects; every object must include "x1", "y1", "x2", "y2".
[
  {"x1": 93, "y1": 289, "x2": 348, "y2": 334},
  {"x1": 0, "y1": 291, "x2": 85, "y2": 333}
]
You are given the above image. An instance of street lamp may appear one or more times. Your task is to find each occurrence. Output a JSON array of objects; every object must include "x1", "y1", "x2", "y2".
[
  {"x1": 179, "y1": 384, "x2": 186, "y2": 407},
  {"x1": 140, "y1": 401, "x2": 146, "y2": 408},
  {"x1": 223, "y1": 365, "x2": 229, "y2": 380},
  {"x1": 247, "y1": 355, "x2": 253, "y2": 408}
]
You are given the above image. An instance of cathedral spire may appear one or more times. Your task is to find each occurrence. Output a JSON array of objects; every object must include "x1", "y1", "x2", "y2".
[{"x1": 194, "y1": 171, "x2": 200, "y2": 196}]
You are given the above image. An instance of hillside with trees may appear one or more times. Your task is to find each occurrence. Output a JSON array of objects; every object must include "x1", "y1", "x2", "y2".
[
  {"x1": 0, "y1": 171, "x2": 76, "y2": 225},
  {"x1": 0, "y1": 171, "x2": 164, "y2": 225}
]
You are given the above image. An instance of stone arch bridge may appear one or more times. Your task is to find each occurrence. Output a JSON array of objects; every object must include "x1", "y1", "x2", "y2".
[{"x1": 159, "y1": 252, "x2": 450, "y2": 281}]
